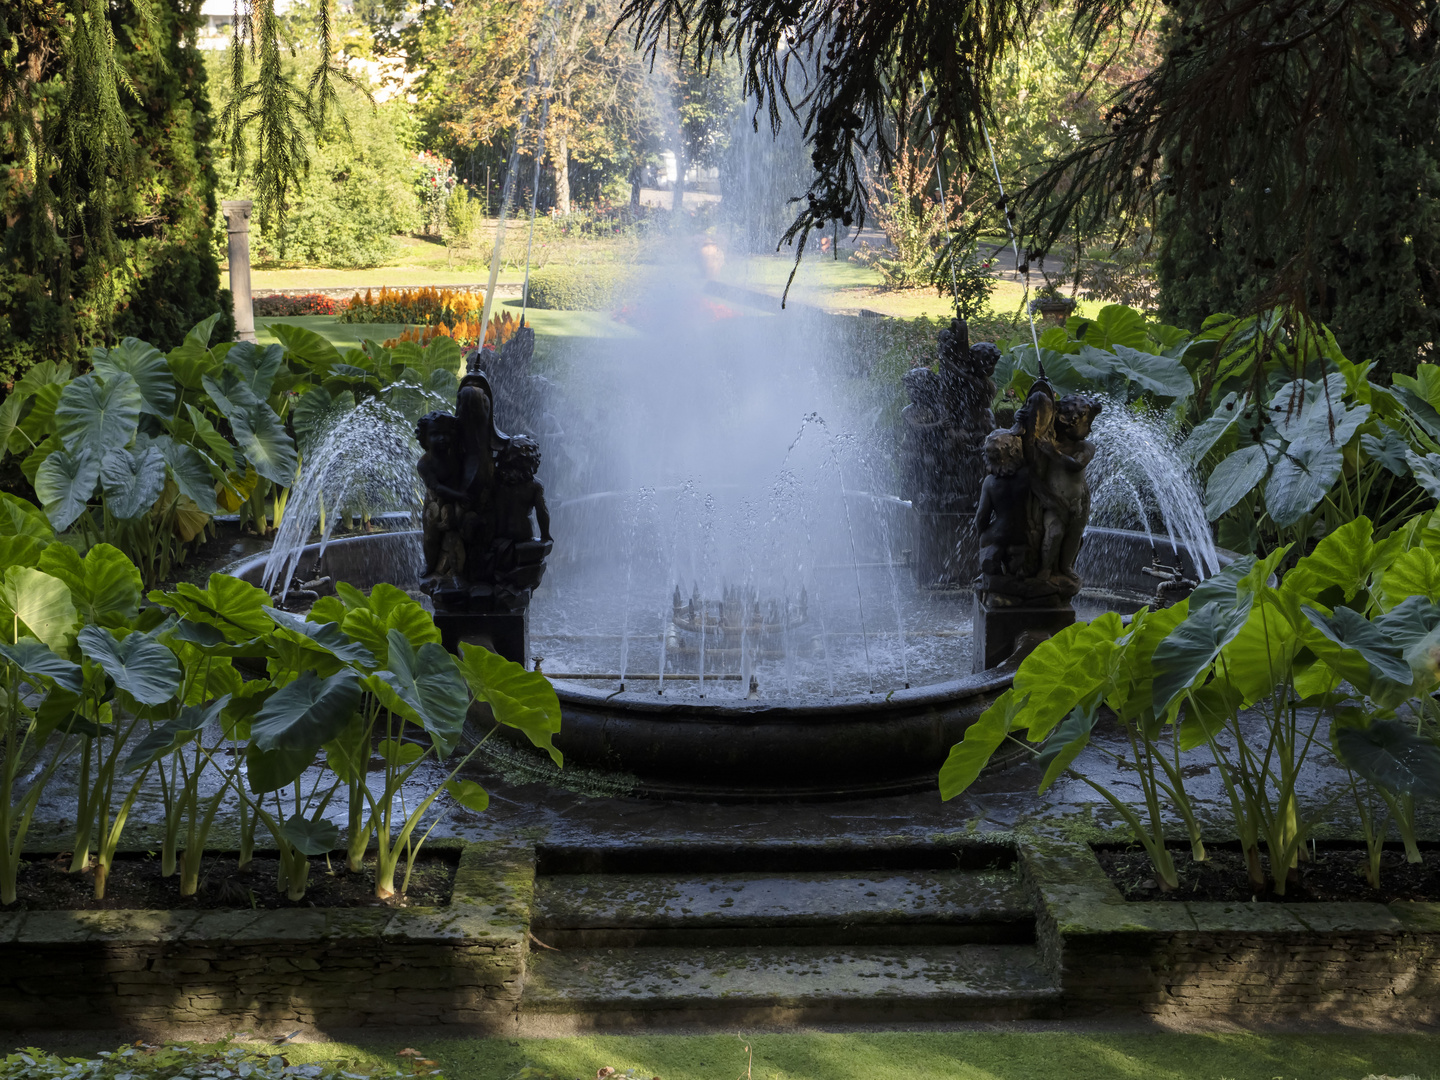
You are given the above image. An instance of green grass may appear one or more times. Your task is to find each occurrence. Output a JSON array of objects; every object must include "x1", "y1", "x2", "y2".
[{"x1": 263, "y1": 1032, "x2": 1437, "y2": 1080}]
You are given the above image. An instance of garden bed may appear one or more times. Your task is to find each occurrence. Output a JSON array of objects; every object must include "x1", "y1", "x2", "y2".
[
  {"x1": 1020, "y1": 835, "x2": 1440, "y2": 1022},
  {"x1": 1095, "y1": 843, "x2": 1440, "y2": 904},
  {"x1": 0, "y1": 841, "x2": 531, "y2": 1032},
  {"x1": 2, "y1": 851, "x2": 458, "y2": 912}
]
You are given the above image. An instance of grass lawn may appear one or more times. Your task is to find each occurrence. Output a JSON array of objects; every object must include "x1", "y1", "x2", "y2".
[{"x1": 266, "y1": 1032, "x2": 1437, "y2": 1080}]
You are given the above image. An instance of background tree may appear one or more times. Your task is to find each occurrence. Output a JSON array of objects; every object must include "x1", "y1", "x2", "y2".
[{"x1": 1, "y1": 0, "x2": 234, "y2": 383}]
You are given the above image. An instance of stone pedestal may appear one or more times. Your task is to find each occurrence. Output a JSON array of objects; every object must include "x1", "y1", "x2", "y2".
[
  {"x1": 972, "y1": 597, "x2": 1075, "y2": 672},
  {"x1": 434, "y1": 609, "x2": 528, "y2": 667},
  {"x1": 221, "y1": 199, "x2": 257, "y2": 343}
]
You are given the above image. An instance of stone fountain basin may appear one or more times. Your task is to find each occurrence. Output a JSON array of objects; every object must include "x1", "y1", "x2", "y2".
[{"x1": 227, "y1": 527, "x2": 1223, "y2": 801}]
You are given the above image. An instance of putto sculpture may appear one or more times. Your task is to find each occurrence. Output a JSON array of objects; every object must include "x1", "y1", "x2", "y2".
[
  {"x1": 972, "y1": 376, "x2": 1100, "y2": 668},
  {"x1": 416, "y1": 348, "x2": 553, "y2": 661},
  {"x1": 899, "y1": 318, "x2": 1000, "y2": 585}
]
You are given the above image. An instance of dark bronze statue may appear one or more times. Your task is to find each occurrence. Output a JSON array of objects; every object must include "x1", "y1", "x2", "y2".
[
  {"x1": 974, "y1": 378, "x2": 1100, "y2": 608},
  {"x1": 900, "y1": 318, "x2": 1001, "y2": 584},
  {"x1": 417, "y1": 350, "x2": 553, "y2": 616}
]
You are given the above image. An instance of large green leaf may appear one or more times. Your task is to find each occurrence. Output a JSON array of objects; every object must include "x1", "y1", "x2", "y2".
[
  {"x1": 1265, "y1": 436, "x2": 1344, "y2": 527},
  {"x1": 1406, "y1": 450, "x2": 1440, "y2": 500},
  {"x1": 1007, "y1": 614, "x2": 1125, "y2": 740},
  {"x1": 1180, "y1": 392, "x2": 1245, "y2": 465},
  {"x1": 1177, "y1": 677, "x2": 1244, "y2": 751},
  {"x1": 229, "y1": 402, "x2": 297, "y2": 487},
  {"x1": 100, "y1": 445, "x2": 167, "y2": 520},
  {"x1": 270, "y1": 323, "x2": 343, "y2": 373},
  {"x1": 1151, "y1": 598, "x2": 1254, "y2": 715},
  {"x1": 444, "y1": 778, "x2": 490, "y2": 813},
  {"x1": 223, "y1": 341, "x2": 286, "y2": 399},
  {"x1": 1334, "y1": 718, "x2": 1440, "y2": 797},
  {"x1": 1361, "y1": 427, "x2": 1410, "y2": 476},
  {"x1": 374, "y1": 631, "x2": 469, "y2": 757},
  {"x1": 1087, "y1": 304, "x2": 1150, "y2": 351},
  {"x1": 1287, "y1": 516, "x2": 1378, "y2": 603},
  {"x1": 149, "y1": 574, "x2": 275, "y2": 641},
  {"x1": 456, "y1": 642, "x2": 563, "y2": 765},
  {"x1": 184, "y1": 404, "x2": 237, "y2": 471},
  {"x1": 1035, "y1": 701, "x2": 1101, "y2": 791},
  {"x1": 54, "y1": 372, "x2": 142, "y2": 458},
  {"x1": 153, "y1": 435, "x2": 219, "y2": 515},
  {"x1": 1382, "y1": 547, "x2": 1440, "y2": 608},
  {"x1": 250, "y1": 670, "x2": 362, "y2": 751},
  {"x1": 1109, "y1": 344, "x2": 1193, "y2": 399},
  {"x1": 0, "y1": 394, "x2": 25, "y2": 458},
  {"x1": 166, "y1": 314, "x2": 223, "y2": 389},
  {"x1": 203, "y1": 372, "x2": 297, "y2": 486},
  {"x1": 246, "y1": 742, "x2": 315, "y2": 794},
  {"x1": 34, "y1": 448, "x2": 100, "y2": 531},
  {"x1": 280, "y1": 814, "x2": 341, "y2": 855},
  {"x1": 0, "y1": 566, "x2": 77, "y2": 649},
  {"x1": 76, "y1": 626, "x2": 182, "y2": 705},
  {"x1": 0, "y1": 492, "x2": 53, "y2": 540},
  {"x1": 1106, "y1": 602, "x2": 1188, "y2": 723},
  {"x1": 0, "y1": 536, "x2": 45, "y2": 570},
  {"x1": 38, "y1": 542, "x2": 141, "y2": 629},
  {"x1": 1302, "y1": 606, "x2": 1413, "y2": 686},
  {"x1": 939, "y1": 689, "x2": 1028, "y2": 800},
  {"x1": 92, "y1": 339, "x2": 175, "y2": 417},
  {"x1": 1204, "y1": 443, "x2": 1271, "y2": 519},
  {"x1": 0, "y1": 638, "x2": 82, "y2": 693},
  {"x1": 265, "y1": 607, "x2": 377, "y2": 668}
]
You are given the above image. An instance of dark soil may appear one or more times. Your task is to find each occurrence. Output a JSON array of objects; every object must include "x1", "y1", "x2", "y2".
[
  {"x1": 1, "y1": 850, "x2": 457, "y2": 911},
  {"x1": 1097, "y1": 844, "x2": 1440, "y2": 903}
]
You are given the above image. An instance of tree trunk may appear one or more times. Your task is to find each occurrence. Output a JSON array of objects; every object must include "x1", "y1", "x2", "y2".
[
  {"x1": 554, "y1": 126, "x2": 571, "y2": 216},
  {"x1": 630, "y1": 164, "x2": 642, "y2": 210}
]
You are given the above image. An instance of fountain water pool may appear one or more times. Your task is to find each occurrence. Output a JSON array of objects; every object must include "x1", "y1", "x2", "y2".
[{"x1": 233, "y1": 267, "x2": 1226, "y2": 798}]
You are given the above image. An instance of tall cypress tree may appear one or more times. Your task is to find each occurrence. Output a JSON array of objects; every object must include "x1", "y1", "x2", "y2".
[
  {"x1": 1154, "y1": 4, "x2": 1440, "y2": 378},
  {"x1": 0, "y1": 0, "x2": 234, "y2": 385}
]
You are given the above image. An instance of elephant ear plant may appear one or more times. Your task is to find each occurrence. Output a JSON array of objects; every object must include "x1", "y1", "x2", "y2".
[
  {"x1": 144, "y1": 576, "x2": 563, "y2": 902},
  {"x1": 942, "y1": 514, "x2": 1440, "y2": 895}
]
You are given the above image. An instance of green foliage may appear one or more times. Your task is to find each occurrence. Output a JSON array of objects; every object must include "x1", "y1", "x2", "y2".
[
  {"x1": 526, "y1": 265, "x2": 633, "y2": 310},
  {"x1": 0, "y1": 1040, "x2": 441, "y2": 1080},
  {"x1": 1153, "y1": 1, "x2": 1440, "y2": 381},
  {"x1": 209, "y1": 53, "x2": 422, "y2": 269},
  {"x1": 0, "y1": 0, "x2": 234, "y2": 385},
  {"x1": 0, "y1": 524, "x2": 563, "y2": 904},
  {"x1": 942, "y1": 516, "x2": 1440, "y2": 895}
]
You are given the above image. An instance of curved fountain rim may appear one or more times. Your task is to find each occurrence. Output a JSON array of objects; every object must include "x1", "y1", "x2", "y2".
[{"x1": 223, "y1": 524, "x2": 1233, "y2": 719}]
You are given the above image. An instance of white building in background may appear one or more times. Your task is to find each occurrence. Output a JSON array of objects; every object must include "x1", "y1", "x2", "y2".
[{"x1": 196, "y1": 0, "x2": 294, "y2": 49}]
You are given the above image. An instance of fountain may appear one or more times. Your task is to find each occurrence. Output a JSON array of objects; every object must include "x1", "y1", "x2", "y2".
[{"x1": 231, "y1": 265, "x2": 1224, "y2": 800}]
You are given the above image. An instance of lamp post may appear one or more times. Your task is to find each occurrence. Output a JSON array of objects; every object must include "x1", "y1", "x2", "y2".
[{"x1": 221, "y1": 200, "x2": 257, "y2": 342}]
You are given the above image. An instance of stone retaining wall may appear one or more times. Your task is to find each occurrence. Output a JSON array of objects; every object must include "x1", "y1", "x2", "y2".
[
  {"x1": 0, "y1": 843, "x2": 533, "y2": 1033},
  {"x1": 1019, "y1": 836, "x2": 1440, "y2": 1021}
]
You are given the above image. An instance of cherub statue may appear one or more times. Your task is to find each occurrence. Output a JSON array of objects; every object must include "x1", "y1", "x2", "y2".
[
  {"x1": 1033, "y1": 393, "x2": 1101, "y2": 588},
  {"x1": 974, "y1": 429, "x2": 1032, "y2": 585},
  {"x1": 416, "y1": 411, "x2": 468, "y2": 577},
  {"x1": 487, "y1": 435, "x2": 554, "y2": 609}
]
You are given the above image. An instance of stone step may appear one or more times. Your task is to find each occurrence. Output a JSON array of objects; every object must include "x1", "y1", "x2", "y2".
[
  {"x1": 531, "y1": 869, "x2": 1032, "y2": 948},
  {"x1": 522, "y1": 943, "x2": 1060, "y2": 1024}
]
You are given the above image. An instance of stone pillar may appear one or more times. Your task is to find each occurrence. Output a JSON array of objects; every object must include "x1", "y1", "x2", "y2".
[{"x1": 221, "y1": 200, "x2": 257, "y2": 343}]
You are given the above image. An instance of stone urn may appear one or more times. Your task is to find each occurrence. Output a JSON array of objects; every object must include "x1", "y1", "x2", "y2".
[{"x1": 1030, "y1": 295, "x2": 1077, "y2": 326}]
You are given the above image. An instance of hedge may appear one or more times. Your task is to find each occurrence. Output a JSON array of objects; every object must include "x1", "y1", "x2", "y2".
[{"x1": 525, "y1": 266, "x2": 633, "y2": 310}]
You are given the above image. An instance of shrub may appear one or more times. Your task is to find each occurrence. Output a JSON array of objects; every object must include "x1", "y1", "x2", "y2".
[
  {"x1": 526, "y1": 266, "x2": 632, "y2": 310},
  {"x1": 254, "y1": 293, "x2": 339, "y2": 316},
  {"x1": 0, "y1": 1042, "x2": 440, "y2": 1080}
]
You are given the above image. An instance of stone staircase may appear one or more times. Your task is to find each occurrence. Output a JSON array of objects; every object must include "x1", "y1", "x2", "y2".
[{"x1": 520, "y1": 843, "x2": 1061, "y2": 1026}]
